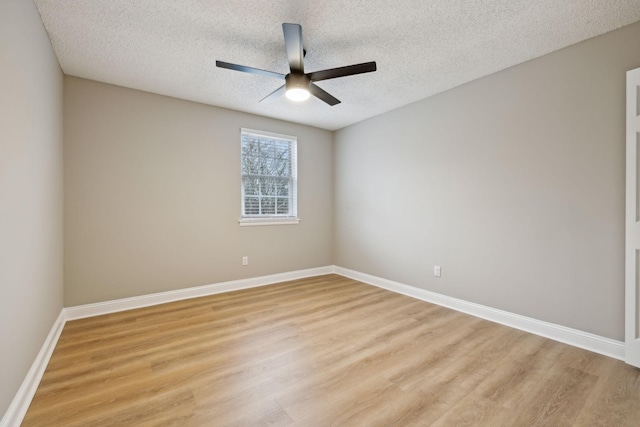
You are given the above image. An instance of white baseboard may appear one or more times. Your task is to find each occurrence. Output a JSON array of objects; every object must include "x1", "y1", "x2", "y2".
[
  {"x1": 0, "y1": 311, "x2": 65, "y2": 427},
  {"x1": 3, "y1": 264, "x2": 625, "y2": 427},
  {"x1": 63, "y1": 266, "x2": 333, "y2": 321},
  {"x1": 333, "y1": 266, "x2": 625, "y2": 361},
  {"x1": 2, "y1": 266, "x2": 333, "y2": 426}
]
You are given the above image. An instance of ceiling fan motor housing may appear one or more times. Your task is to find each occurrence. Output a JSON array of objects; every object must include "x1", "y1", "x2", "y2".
[{"x1": 285, "y1": 73, "x2": 310, "y2": 91}]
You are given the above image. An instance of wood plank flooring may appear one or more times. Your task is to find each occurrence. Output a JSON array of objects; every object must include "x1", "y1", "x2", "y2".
[{"x1": 22, "y1": 274, "x2": 640, "y2": 426}]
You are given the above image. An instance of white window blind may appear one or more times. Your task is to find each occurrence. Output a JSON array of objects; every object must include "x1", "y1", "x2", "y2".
[{"x1": 240, "y1": 128, "x2": 298, "y2": 225}]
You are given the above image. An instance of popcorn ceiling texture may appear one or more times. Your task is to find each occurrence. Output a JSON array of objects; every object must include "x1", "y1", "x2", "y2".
[{"x1": 34, "y1": 0, "x2": 640, "y2": 130}]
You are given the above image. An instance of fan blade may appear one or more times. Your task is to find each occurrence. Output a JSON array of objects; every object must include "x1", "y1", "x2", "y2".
[
  {"x1": 309, "y1": 83, "x2": 341, "y2": 106},
  {"x1": 216, "y1": 60, "x2": 285, "y2": 80},
  {"x1": 282, "y1": 23, "x2": 304, "y2": 73},
  {"x1": 308, "y1": 61, "x2": 377, "y2": 82},
  {"x1": 260, "y1": 85, "x2": 286, "y2": 103}
]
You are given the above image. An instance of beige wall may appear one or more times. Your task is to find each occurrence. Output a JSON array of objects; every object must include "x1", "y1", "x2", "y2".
[
  {"x1": 334, "y1": 21, "x2": 640, "y2": 341},
  {"x1": 0, "y1": 0, "x2": 64, "y2": 417},
  {"x1": 64, "y1": 77, "x2": 333, "y2": 306}
]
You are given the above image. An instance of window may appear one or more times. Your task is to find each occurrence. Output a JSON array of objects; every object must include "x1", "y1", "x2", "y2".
[{"x1": 239, "y1": 128, "x2": 299, "y2": 225}]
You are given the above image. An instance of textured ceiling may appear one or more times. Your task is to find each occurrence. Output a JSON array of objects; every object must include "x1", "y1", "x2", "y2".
[{"x1": 34, "y1": 0, "x2": 640, "y2": 131}]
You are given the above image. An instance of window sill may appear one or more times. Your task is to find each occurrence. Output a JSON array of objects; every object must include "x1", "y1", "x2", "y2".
[{"x1": 239, "y1": 217, "x2": 301, "y2": 227}]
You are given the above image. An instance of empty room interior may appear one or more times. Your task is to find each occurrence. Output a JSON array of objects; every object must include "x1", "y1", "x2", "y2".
[{"x1": 4, "y1": 0, "x2": 640, "y2": 425}]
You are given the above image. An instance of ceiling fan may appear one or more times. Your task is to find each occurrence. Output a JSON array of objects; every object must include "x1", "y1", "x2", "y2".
[{"x1": 216, "y1": 23, "x2": 377, "y2": 106}]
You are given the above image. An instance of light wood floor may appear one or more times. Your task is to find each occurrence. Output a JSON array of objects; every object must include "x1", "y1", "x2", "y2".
[{"x1": 22, "y1": 274, "x2": 640, "y2": 426}]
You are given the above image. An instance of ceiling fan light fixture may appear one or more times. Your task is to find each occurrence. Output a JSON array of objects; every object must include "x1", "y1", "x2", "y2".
[
  {"x1": 285, "y1": 73, "x2": 310, "y2": 102},
  {"x1": 216, "y1": 23, "x2": 376, "y2": 106},
  {"x1": 285, "y1": 87, "x2": 310, "y2": 101}
]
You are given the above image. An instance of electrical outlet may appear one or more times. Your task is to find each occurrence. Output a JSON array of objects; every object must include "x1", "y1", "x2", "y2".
[
  {"x1": 434, "y1": 265, "x2": 441, "y2": 277},
  {"x1": 242, "y1": 256, "x2": 248, "y2": 266}
]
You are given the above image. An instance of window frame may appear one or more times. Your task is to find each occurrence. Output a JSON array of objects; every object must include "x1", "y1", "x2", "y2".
[{"x1": 239, "y1": 128, "x2": 300, "y2": 226}]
